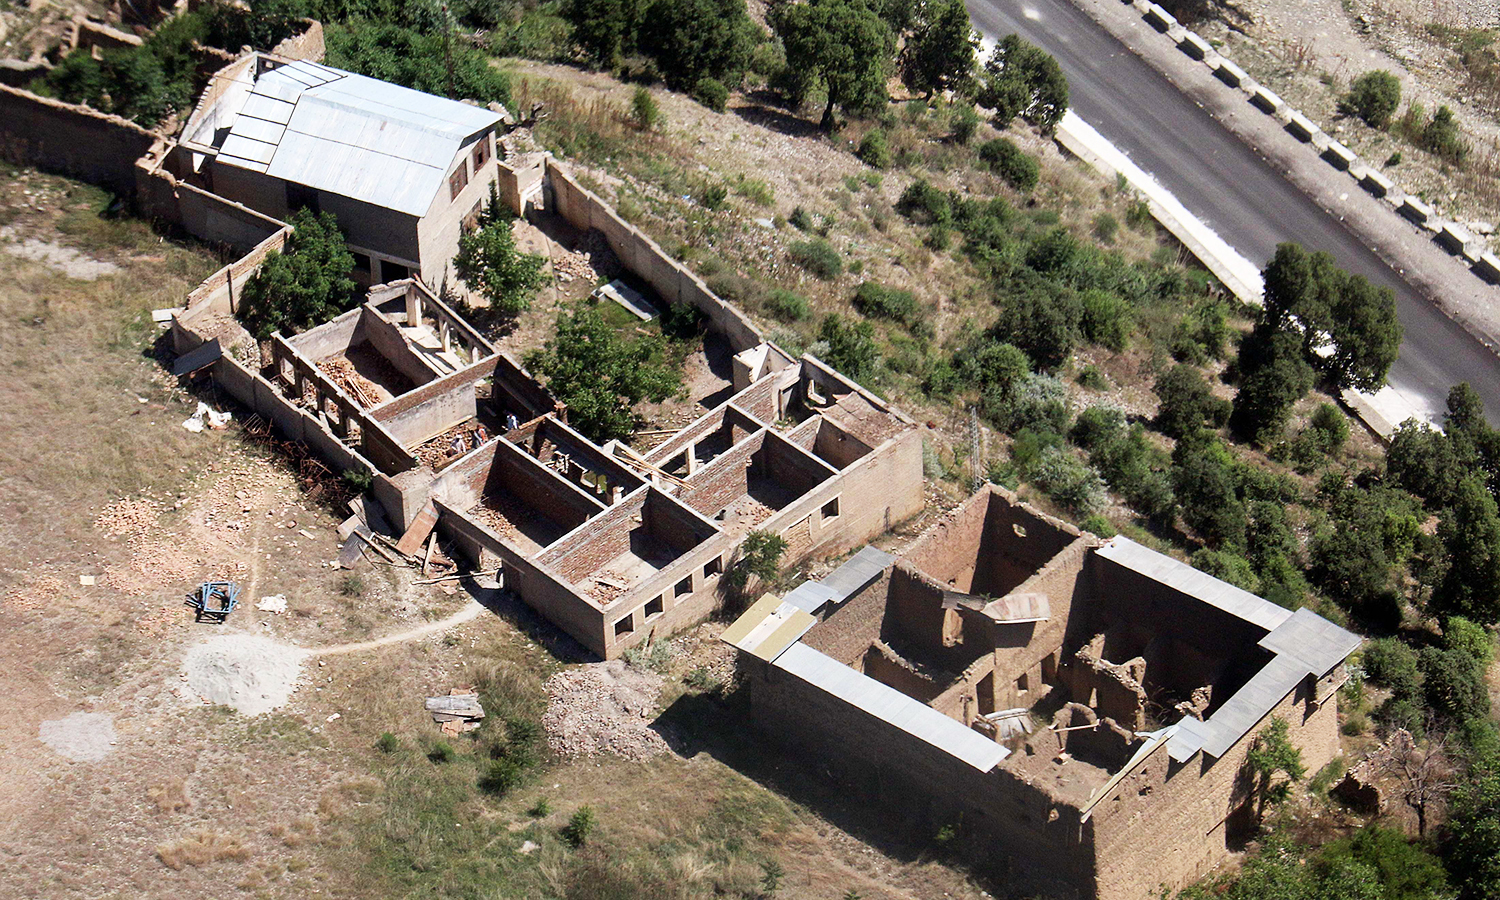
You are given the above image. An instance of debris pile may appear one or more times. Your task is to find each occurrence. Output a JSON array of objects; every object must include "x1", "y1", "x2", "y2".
[
  {"x1": 542, "y1": 660, "x2": 668, "y2": 760},
  {"x1": 414, "y1": 419, "x2": 491, "y2": 469},
  {"x1": 426, "y1": 688, "x2": 486, "y2": 736},
  {"x1": 552, "y1": 229, "x2": 621, "y2": 284},
  {"x1": 318, "y1": 357, "x2": 383, "y2": 407},
  {"x1": 95, "y1": 498, "x2": 160, "y2": 538}
]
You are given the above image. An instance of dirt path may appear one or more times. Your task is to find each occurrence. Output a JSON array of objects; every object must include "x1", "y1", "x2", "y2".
[{"x1": 310, "y1": 599, "x2": 486, "y2": 656}]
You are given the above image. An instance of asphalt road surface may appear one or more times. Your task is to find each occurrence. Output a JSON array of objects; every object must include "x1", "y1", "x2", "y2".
[{"x1": 967, "y1": 0, "x2": 1500, "y2": 424}]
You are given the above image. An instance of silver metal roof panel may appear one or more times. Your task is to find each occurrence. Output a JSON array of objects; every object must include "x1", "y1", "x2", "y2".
[
  {"x1": 1199, "y1": 655, "x2": 1308, "y2": 758},
  {"x1": 773, "y1": 643, "x2": 1008, "y2": 771},
  {"x1": 784, "y1": 581, "x2": 839, "y2": 614},
  {"x1": 1259, "y1": 607, "x2": 1361, "y2": 676},
  {"x1": 1167, "y1": 716, "x2": 1209, "y2": 762},
  {"x1": 239, "y1": 93, "x2": 295, "y2": 125},
  {"x1": 218, "y1": 134, "x2": 277, "y2": 166},
  {"x1": 1096, "y1": 537, "x2": 1293, "y2": 633},
  {"x1": 822, "y1": 545, "x2": 895, "y2": 602},
  {"x1": 228, "y1": 115, "x2": 286, "y2": 146}
]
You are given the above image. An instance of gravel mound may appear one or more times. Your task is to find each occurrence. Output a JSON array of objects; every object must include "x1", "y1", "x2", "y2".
[
  {"x1": 542, "y1": 660, "x2": 668, "y2": 761},
  {"x1": 39, "y1": 712, "x2": 116, "y2": 762},
  {"x1": 182, "y1": 634, "x2": 307, "y2": 716}
]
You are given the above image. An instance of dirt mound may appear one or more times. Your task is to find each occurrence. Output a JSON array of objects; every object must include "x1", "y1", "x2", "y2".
[
  {"x1": 182, "y1": 634, "x2": 306, "y2": 716},
  {"x1": 542, "y1": 660, "x2": 668, "y2": 760},
  {"x1": 39, "y1": 712, "x2": 116, "y2": 762}
]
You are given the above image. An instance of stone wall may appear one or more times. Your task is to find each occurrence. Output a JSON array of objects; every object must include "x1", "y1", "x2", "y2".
[
  {"x1": 548, "y1": 162, "x2": 763, "y2": 353},
  {"x1": 0, "y1": 84, "x2": 159, "y2": 194}
]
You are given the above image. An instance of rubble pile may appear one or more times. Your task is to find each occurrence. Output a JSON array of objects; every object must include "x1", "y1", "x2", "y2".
[{"x1": 542, "y1": 660, "x2": 669, "y2": 760}]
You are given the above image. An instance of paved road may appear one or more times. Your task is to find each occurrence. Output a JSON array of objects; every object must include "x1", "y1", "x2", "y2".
[{"x1": 967, "y1": 0, "x2": 1500, "y2": 424}]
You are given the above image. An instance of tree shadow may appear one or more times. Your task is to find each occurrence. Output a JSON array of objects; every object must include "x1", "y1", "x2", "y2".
[{"x1": 731, "y1": 101, "x2": 824, "y2": 140}]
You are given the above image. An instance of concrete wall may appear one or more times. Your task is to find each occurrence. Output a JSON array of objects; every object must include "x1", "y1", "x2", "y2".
[
  {"x1": 370, "y1": 356, "x2": 497, "y2": 447},
  {"x1": 359, "y1": 308, "x2": 443, "y2": 388},
  {"x1": 418, "y1": 132, "x2": 500, "y2": 289},
  {"x1": 136, "y1": 159, "x2": 287, "y2": 253},
  {"x1": 179, "y1": 224, "x2": 292, "y2": 323},
  {"x1": 270, "y1": 19, "x2": 325, "y2": 62},
  {"x1": 548, "y1": 162, "x2": 763, "y2": 353},
  {"x1": 0, "y1": 84, "x2": 159, "y2": 194}
]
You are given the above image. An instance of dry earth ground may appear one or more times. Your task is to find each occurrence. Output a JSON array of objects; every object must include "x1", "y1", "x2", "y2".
[{"x1": 0, "y1": 166, "x2": 999, "y2": 899}]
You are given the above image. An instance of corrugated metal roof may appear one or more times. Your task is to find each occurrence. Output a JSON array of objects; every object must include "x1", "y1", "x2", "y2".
[
  {"x1": 1096, "y1": 537, "x2": 1293, "y2": 633},
  {"x1": 821, "y1": 545, "x2": 894, "y2": 602},
  {"x1": 720, "y1": 595, "x2": 816, "y2": 662},
  {"x1": 784, "y1": 581, "x2": 839, "y2": 614},
  {"x1": 773, "y1": 643, "x2": 1009, "y2": 772},
  {"x1": 1259, "y1": 607, "x2": 1361, "y2": 677},
  {"x1": 215, "y1": 60, "x2": 503, "y2": 216}
]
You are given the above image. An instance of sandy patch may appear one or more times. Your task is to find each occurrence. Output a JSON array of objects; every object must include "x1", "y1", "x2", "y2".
[
  {"x1": 39, "y1": 712, "x2": 116, "y2": 762},
  {"x1": 0, "y1": 226, "x2": 120, "y2": 280},
  {"x1": 182, "y1": 634, "x2": 307, "y2": 716}
]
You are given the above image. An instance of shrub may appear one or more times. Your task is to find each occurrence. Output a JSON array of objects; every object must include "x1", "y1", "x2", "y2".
[
  {"x1": 342, "y1": 465, "x2": 373, "y2": 494},
  {"x1": 896, "y1": 179, "x2": 952, "y2": 225},
  {"x1": 1419, "y1": 645, "x2": 1489, "y2": 722},
  {"x1": 1071, "y1": 404, "x2": 1126, "y2": 450},
  {"x1": 1362, "y1": 638, "x2": 1421, "y2": 698},
  {"x1": 1077, "y1": 364, "x2": 1108, "y2": 390},
  {"x1": 1080, "y1": 514, "x2": 1116, "y2": 538},
  {"x1": 991, "y1": 280, "x2": 1082, "y2": 371},
  {"x1": 766, "y1": 289, "x2": 811, "y2": 322},
  {"x1": 1080, "y1": 289, "x2": 1132, "y2": 352},
  {"x1": 852, "y1": 281, "x2": 922, "y2": 326},
  {"x1": 339, "y1": 574, "x2": 365, "y2": 597},
  {"x1": 528, "y1": 798, "x2": 552, "y2": 818},
  {"x1": 734, "y1": 176, "x2": 774, "y2": 207},
  {"x1": 563, "y1": 807, "x2": 596, "y2": 848},
  {"x1": 1154, "y1": 364, "x2": 1231, "y2": 438},
  {"x1": 479, "y1": 757, "x2": 529, "y2": 796},
  {"x1": 428, "y1": 741, "x2": 458, "y2": 763},
  {"x1": 857, "y1": 130, "x2": 892, "y2": 169},
  {"x1": 694, "y1": 76, "x2": 729, "y2": 112},
  {"x1": 630, "y1": 86, "x2": 661, "y2": 130},
  {"x1": 950, "y1": 104, "x2": 980, "y2": 144},
  {"x1": 1421, "y1": 105, "x2": 1468, "y2": 163},
  {"x1": 977, "y1": 138, "x2": 1039, "y2": 192},
  {"x1": 1092, "y1": 212, "x2": 1120, "y2": 244},
  {"x1": 376, "y1": 732, "x2": 400, "y2": 753},
  {"x1": 990, "y1": 373, "x2": 1069, "y2": 435},
  {"x1": 1341, "y1": 70, "x2": 1402, "y2": 128},
  {"x1": 1444, "y1": 616, "x2": 1493, "y2": 666},
  {"x1": 749, "y1": 39, "x2": 787, "y2": 83},
  {"x1": 1191, "y1": 548, "x2": 1261, "y2": 593},
  {"x1": 788, "y1": 205, "x2": 816, "y2": 231},
  {"x1": 789, "y1": 239, "x2": 843, "y2": 279},
  {"x1": 818, "y1": 314, "x2": 879, "y2": 378},
  {"x1": 1030, "y1": 447, "x2": 1105, "y2": 513},
  {"x1": 699, "y1": 182, "x2": 729, "y2": 210}
]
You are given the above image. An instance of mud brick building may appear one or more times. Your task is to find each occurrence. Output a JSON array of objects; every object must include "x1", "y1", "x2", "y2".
[{"x1": 726, "y1": 485, "x2": 1358, "y2": 900}]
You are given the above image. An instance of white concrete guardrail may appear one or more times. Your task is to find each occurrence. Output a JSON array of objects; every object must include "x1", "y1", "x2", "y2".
[
  {"x1": 1055, "y1": 111, "x2": 1433, "y2": 437},
  {"x1": 1121, "y1": 0, "x2": 1500, "y2": 285}
]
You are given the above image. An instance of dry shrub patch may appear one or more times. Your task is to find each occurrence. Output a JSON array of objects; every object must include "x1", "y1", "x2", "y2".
[{"x1": 156, "y1": 830, "x2": 251, "y2": 870}]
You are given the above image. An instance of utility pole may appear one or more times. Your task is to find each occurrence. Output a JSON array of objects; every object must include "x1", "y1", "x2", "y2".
[{"x1": 969, "y1": 406, "x2": 983, "y2": 492}]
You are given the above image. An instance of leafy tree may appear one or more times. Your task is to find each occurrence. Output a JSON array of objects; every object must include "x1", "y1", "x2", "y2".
[
  {"x1": 1418, "y1": 645, "x2": 1489, "y2": 723},
  {"x1": 990, "y1": 276, "x2": 1082, "y2": 371},
  {"x1": 1258, "y1": 242, "x2": 1402, "y2": 392},
  {"x1": 326, "y1": 19, "x2": 511, "y2": 104},
  {"x1": 454, "y1": 196, "x2": 548, "y2": 315},
  {"x1": 524, "y1": 303, "x2": 682, "y2": 442},
  {"x1": 1386, "y1": 419, "x2": 1463, "y2": 510},
  {"x1": 1444, "y1": 732, "x2": 1500, "y2": 899},
  {"x1": 1172, "y1": 432, "x2": 1246, "y2": 549},
  {"x1": 564, "y1": 0, "x2": 639, "y2": 67},
  {"x1": 1154, "y1": 364, "x2": 1231, "y2": 439},
  {"x1": 1363, "y1": 637, "x2": 1422, "y2": 699},
  {"x1": 1434, "y1": 476, "x2": 1500, "y2": 625},
  {"x1": 950, "y1": 336, "x2": 1030, "y2": 393},
  {"x1": 638, "y1": 0, "x2": 758, "y2": 91},
  {"x1": 727, "y1": 529, "x2": 788, "y2": 590},
  {"x1": 239, "y1": 209, "x2": 357, "y2": 339},
  {"x1": 857, "y1": 130, "x2": 892, "y2": 169},
  {"x1": 1230, "y1": 327, "x2": 1316, "y2": 444},
  {"x1": 771, "y1": 0, "x2": 896, "y2": 129},
  {"x1": 818, "y1": 314, "x2": 879, "y2": 379},
  {"x1": 1341, "y1": 70, "x2": 1402, "y2": 128},
  {"x1": 1245, "y1": 716, "x2": 1306, "y2": 819},
  {"x1": 899, "y1": 0, "x2": 978, "y2": 100},
  {"x1": 630, "y1": 86, "x2": 661, "y2": 129},
  {"x1": 976, "y1": 33, "x2": 1068, "y2": 132}
]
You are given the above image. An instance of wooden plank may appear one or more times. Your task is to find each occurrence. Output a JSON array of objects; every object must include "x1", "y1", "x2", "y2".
[
  {"x1": 172, "y1": 338, "x2": 221, "y2": 376},
  {"x1": 422, "y1": 532, "x2": 438, "y2": 578},
  {"x1": 395, "y1": 501, "x2": 439, "y2": 556}
]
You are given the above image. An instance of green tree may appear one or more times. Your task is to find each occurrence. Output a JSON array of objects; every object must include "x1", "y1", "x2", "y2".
[
  {"x1": 239, "y1": 208, "x2": 357, "y2": 339},
  {"x1": 771, "y1": 0, "x2": 896, "y2": 129},
  {"x1": 454, "y1": 198, "x2": 547, "y2": 316},
  {"x1": 1434, "y1": 476, "x2": 1500, "y2": 625},
  {"x1": 818, "y1": 314, "x2": 879, "y2": 379},
  {"x1": 1418, "y1": 645, "x2": 1489, "y2": 723},
  {"x1": 1230, "y1": 327, "x2": 1316, "y2": 444},
  {"x1": 727, "y1": 529, "x2": 788, "y2": 590},
  {"x1": 525, "y1": 304, "x2": 682, "y2": 442},
  {"x1": 630, "y1": 86, "x2": 662, "y2": 129},
  {"x1": 899, "y1": 0, "x2": 978, "y2": 100},
  {"x1": 1154, "y1": 364, "x2": 1231, "y2": 438},
  {"x1": 326, "y1": 19, "x2": 511, "y2": 104},
  {"x1": 638, "y1": 0, "x2": 758, "y2": 91},
  {"x1": 1341, "y1": 70, "x2": 1402, "y2": 128},
  {"x1": 1258, "y1": 242, "x2": 1402, "y2": 392},
  {"x1": 990, "y1": 277, "x2": 1082, "y2": 371},
  {"x1": 976, "y1": 33, "x2": 1069, "y2": 132},
  {"x1": 1172, "y1": 432, "x2": 1246, "y2": 549},
  {"x1": 1386, "y1": 418, "x2": 1463, "y2": 509},
  {"x1": 564, "y1": 0, "x2": 639, "y2": 67},
  {"x1": 1245, "y1": 716, "x2": 1306, "y2": 820}
]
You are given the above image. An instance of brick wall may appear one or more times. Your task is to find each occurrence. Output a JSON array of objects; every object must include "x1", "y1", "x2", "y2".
[{"x1": 0, "y1": 84, "x2": 158, "y2": 194}]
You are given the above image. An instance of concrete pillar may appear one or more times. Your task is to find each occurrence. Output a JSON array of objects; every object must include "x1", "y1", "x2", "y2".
[
  {"x1": 685, "y1": 442, "x2": 698, "y2": 475},
  {"x1": 440, "y1": 318, "x2": 451, "y2": 354},
  {"x1": 405, "y1": 285, "x2": 421, "y2": 325}
]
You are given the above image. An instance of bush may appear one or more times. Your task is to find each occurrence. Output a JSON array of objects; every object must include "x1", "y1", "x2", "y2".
[
  {"x1": 376, "y1": 732, "x2": 400, "y2": 753},
  {"x1": 563, "y1": 807, "x2": 597, "y2": 848},
  {"x1": 766, "y1": 289, "x2": 811, "y2": 322},
  {"x1": 857, "y1": 130, "x2": 892, "y2": 169},
  {"x1": 694, "y1": 76, "x2": 729, "y2": 112},
  {"x1": 528, "y1": 798, "x2": 552, "y2": 818},
  {"x1": 950, "y1": 104, "x2": 980, "y2": 144},
  {"x1": 989, "y1": 373, "x2": 1069, "y2": 435},
  {"x1": 1362, "y1": 638, "x2": 1421, "y2": 699},
  {"x1": 818, "y1": 314, "x2": 878, "y2": 378},
  {"x1": 789, "y1": 239, "x2": 843, "y2": 279},
  {"x1": 1077, "y1": 364, "x2": 1108, "y2": 390},
  {"x1": 1421, "y1": 105, "x2": 1468, "y2": 163},
  {"x1": 1191, "y1": 548, "x2": 1261, "y2": 593},
  {"x1": 1091, "y1": 212, "x2": 1120, "y2": 244},
  {"x1": 1153, "y1": 364, "x2": 1230, "y2": 439},
  {"x1": 1080, "y1": 514, "x2": 1116, "y2": 538},
  {"x1": 1080, "y1": 289, "x2": 1132, "y2": 352},
  {"x1": 896, "y1": 179, "x2": 952, "y2": 225},
  {"x1": 1419, "y1": 645, "x2": 1489, "y2": 722},
  {"x1": 788, "y1": 205, "x2": 816, "y2": 231},
  {"x1": 734, "y1": 176, "x2": 775, "y2": 207},
  {"x1": 631, "y1": 86, "x2": 661, "y2": 130},
  {"x1": 239, "y1": 208, "x2": 356, "y2": 339},
  {"x1": 991, "y1": 279, "x2": 1082, "y2": 371},
  {"x1": 852, "y1": 281, "x2": 922, "y2": 327},
  {"x1": 1342, "y1": 70, "x2": 1402, "y2": 128},
  {"x1": 1071, "y1": 404, "x2": 1126, "y2": 450},
  {"x1": 1030, "y1": 447, "x2": 1105, "y2": 513},
  {"x1": 1444, "y1": 616, "x2": 1493, "y2": 666},
  {"x1": 978, "y1": 138, "x2": 1039, "y2": 192},
  {"x1": 428, "y1": 741, "x2": 458, "y2": 763}
]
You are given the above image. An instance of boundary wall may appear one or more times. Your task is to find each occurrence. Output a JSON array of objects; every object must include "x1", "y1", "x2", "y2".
[{"x1": 0, "y1": 84, "x2": 159, "y2": 194}]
